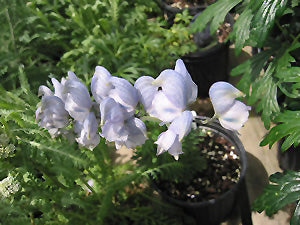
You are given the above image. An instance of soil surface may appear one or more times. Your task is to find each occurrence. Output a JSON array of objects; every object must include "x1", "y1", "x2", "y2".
[{"x1": 157, "y1": 127, "x2": 241, "y2": 203}]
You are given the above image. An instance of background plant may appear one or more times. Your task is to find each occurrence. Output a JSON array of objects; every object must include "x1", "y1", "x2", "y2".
[
  {"x1": 0, "y1": 0, "x2": 195, "y2": 90},
  {"x1": 191, "y1": 0, "x2": 300, "y2": 224}
]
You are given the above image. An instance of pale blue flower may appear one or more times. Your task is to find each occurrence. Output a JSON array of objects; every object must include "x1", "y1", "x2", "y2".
[
  {"x1": 174, "y1": 59, "x2": 198, "y2": 105},
  {"x1": 100, "y1": 97, "x2": 128, "y2": 125},
  {"x1": 100, "y1": 97, "x2": 147, "y2": 149},
  {"x1": 155, "y1": 111, "x2": 193, "y2": 159},
  {"x1": 91, "y1": 66, "x2": 113, "y2": 103},
  {"x1": 63, "y1": 72, "x2": 93, "y2": 121},
  {"x1": 36, "y1": 96, "x2": 69, "y2": 137},
  {"x1": 91, "y1": 66, "x2": 139, "y2": 114},
  {"x1": 135, "y1": 59, "x2": 197, "y2": 123},
  {"x1": 74, "y1": 112, "x2": 100, "y2": 151},
  {"x1": 209, "y1": 81, "x2": 251, "y2": 131}
]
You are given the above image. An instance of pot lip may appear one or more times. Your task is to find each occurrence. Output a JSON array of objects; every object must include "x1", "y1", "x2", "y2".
[{"x1": 154, "y1": 116, "x2": 247, "y2": 207}]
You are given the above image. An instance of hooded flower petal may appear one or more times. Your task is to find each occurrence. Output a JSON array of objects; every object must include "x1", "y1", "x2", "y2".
[
  {"x1": 91, "y1": 66, "x2": 113, "y2": 103},
  {"x1": 209, "y1": 81, "x2": 251, "y2": 131},
  {"x1": 36, "y1": 96, "x2": 69, "y2": 137},
  {"x1": 64, "y1": 73, "x2": 92, "y2": 121},
  {"x1": 51, "y1": 77, "x2": 66, "y2": 100},
  {"x1": 38, "y1": 85, "x2": 53, "y2": 97},
  {"x1": 174, "y1": 59, "x2": 198, "y2": 104},
  {"x1": 169, "y1": 110, "x2": 193, "y2": 141},
  {"x1": 100, "y1": 97, "x2": 127, "y2": 125},
  {"x1": 134, "y1": 76, "x2": 156, "y2": 112},
  {"x1": 101, "y1": 121, "x2": 128, "y2": 144},
  {"x1": 115, "y1": 117, "x2": 147, "y2": 149},
  {"x1": 209, "y1": 81, "x2": 245, "y2": 115},
  {"x1": 155, "y1": 129, "x2": 182, "y2": 160},
  {"x1": 155, "y1": 69, "x2": 186, "y2": 109},
  {"x1": 75, "y1": 112, "x2": 100, "y2": 150},
  {"x1": 218, "y1": 100, "x2": 251, "y2": 131},
  {"x1": 149, "y1": 91, "x2": 183, "y2": 123},
  {"x1": 109, "y1": 77, "x2": 139, "y2": 114}
]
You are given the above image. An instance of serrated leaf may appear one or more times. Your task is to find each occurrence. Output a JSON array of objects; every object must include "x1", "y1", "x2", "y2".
[
  {"x1": 251, "y1": 0, "x2": 289, "y2": 47},
  {"x1": 253, "y1": 171, "x2": 300, "y2": 217},
  {"x1": 229, "y1": 8, "x2": 253, "y2": 55},
  {"x1": 260, "y1": 110, "x2": 300, "y2": 150},
  {"x1": 190, "y1": 0, "x2": 242, "y2": 34},
  {"x1": 251, "y1": 68, "x2": 280, "y2": 129}
]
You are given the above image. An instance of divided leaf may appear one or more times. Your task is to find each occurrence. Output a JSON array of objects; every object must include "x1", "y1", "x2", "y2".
[
  {"x1": 260, "y1": 110, "x2": 300, "y2": 150},
  {"x1": 252, "y1": 171, "x2": 300, "y2": 223},
  {"x1": 190, "y1": 0, "x2": 242, "y2": 34},
  {"x1": 251, "y1": 0, "x2": 288, "y2": 47}
]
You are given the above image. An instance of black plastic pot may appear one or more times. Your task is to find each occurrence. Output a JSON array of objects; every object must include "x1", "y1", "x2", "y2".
[
  {"x1": 153, "y1": 117, "x2": 251, "y2": 225},
  {"x1": 182, "y1": 42, "x2": 230, "y2": 97},
  {"x1": 277, "y1": 138, "x2": 300, "y2": 171}
]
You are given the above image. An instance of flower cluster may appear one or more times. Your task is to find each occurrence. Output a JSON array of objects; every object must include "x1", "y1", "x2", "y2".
[
  {"x1": 0, "y1": 175, "x2": 20, "y2": 198},
  {"x1": 36, "y1": 59, "x2": 250, "y2": 159}
]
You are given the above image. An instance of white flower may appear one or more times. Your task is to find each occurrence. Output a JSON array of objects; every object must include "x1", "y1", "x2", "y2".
[
  {"x1": 135, "y1": 59, "x2": 197, "y2": 123},
  {"x1": 155, "y1": 111, "x2": 193, "y2": 160},
  {"x1": 0, "y1": 175, "x2": 20, "y2": 198},
  {"x1": 209, "y1": 81, "x2": 251, "y2": 131},
  {"x1": 74, "y1": 112, "x2": 100, "y2": 151}
]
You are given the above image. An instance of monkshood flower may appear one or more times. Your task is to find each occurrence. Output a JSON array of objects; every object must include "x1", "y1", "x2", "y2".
[
  {"x1": 134, "y1": 59, "x2": 197, "y2": 123},
  {"x1": 100, "y1": 97, "x2": 147, "y2": 149},
  {"x1": 74, "y1": 112, "x2": 100, "y2": 151},
  {"x1": 155, "y1": 110, "x2": 193, "y2": 160},
  {"x1": 91, "y1": 66, "x2": 139, "y2": 115},
  {"x1": 36, "y1": 84, "x2": 69, "y2": 137},
  {"x1": 63, "y1": 72, "x2": 93, "y2": 121},
  {"x1": 209, "y1": 81, "x2": 251, "y2": 131}
]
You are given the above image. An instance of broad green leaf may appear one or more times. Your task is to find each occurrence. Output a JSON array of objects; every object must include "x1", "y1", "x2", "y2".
[
  {"x1": 260, "y1": 110, "x2": 300, "y2": 150},
  {"x1": 253, "y1": 171, "x2": 300, "y2": 218},
  {"x1": 190, "y1": 0, "x2": 242, "y2": 35}
]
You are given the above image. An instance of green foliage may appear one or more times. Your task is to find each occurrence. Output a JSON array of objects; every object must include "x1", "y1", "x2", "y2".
[
  {"x1": 194, "y1": 0, "x2": 300, "y2": 223},
  {"x1": 0, "y1": 70, "x2": 146, "y2": 224},
  {"x1": 0, "y1": 0, "x2": 195, "y2": 89},
  {"x1": 252, "y1": 171, "x2": 300, "y2": 225},
  {"x1": 190, "y1": 0, "x2": 242, "y2": 36},
  {"x1": 260, "y1": 110, "x2": 300, "y2": 151}
]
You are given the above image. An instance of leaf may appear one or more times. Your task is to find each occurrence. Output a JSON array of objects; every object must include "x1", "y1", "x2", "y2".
[
  {"x1": 251, "y1": 0, "x2": 289, "y2": 47},
  {"x1": 252, "y1": 171, "x2": 300, "y2": 217},
  {"x1": 250, "y1": 65, "x2": 280, "y2": 129},
  {"x1": 291, "y1": 201, "x2": 300, "y2": 225},
  {"x1": 190, "y1": 0, "x2": 242, "y2": 35},
  {"x1": 231, "y1": 49, "x2": 274, "y2": 93},
  {"x1": 228, "y1": 8, "x2": 253, "y2": 55},
  {"x1": 260, "y1": 110, "x2": 300, "y2": 150}
]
